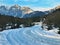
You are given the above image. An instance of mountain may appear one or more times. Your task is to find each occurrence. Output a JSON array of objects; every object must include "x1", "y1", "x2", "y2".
[
  {"x1": 0, "y1": 6, "x2": 7, "y2": 15},
  {"x1": 23, "y1": 11, "x2": 46, "y2": 18},
  {"x1": 44, "y1": 6, "x2": 60, "y2": 14},
  {"x1": 0, "y1": 5, "x2": 51, "y2": 18},
  {"x1": 0, "y1": 5, "x2": 33, "y2": 18},
  {"x1": 1, "y1": 5, "x2": 60, "y2": 18},
  {"x1": 21, "y1": 7, "x2": 33, "y2": 14},
  {"x1": 48, "y1": 5, "x2": 60, "y2": 13},
  {"x1": 8, "y1": 5, "x2": 22, "y2": 17},
  {"x1": 21, "y1": 7, "x2": 33, "y2": 18},
  {"x1": 55, "y1": 5, "x2": 60, "y2": 10},
  {"x1": 43, "y1": 6, "x2": 60, "y2": 30}
]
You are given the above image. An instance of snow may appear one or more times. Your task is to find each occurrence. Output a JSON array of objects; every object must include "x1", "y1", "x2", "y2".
[{"x1": 0, "y1": 22, "x2": 60, "y2": 45}]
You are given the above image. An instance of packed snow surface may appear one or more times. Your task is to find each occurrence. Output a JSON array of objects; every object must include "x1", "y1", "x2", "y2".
[{"x1": 0, "y1": 24, "x2": 60, "y2": 45}]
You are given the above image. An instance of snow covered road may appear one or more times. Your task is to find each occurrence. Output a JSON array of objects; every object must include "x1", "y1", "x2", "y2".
[{"x1": 0, "y1": 25, "x2": 60, "y2": 45}]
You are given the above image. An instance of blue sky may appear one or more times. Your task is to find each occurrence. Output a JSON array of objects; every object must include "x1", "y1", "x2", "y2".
[{"x1": 0, "y1": 0, "x2": 60, "y2": 11}]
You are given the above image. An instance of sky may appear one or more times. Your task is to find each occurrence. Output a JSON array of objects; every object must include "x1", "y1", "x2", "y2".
[{"x1": 0, "y1": 0, "x2": 60, "y2": 11}]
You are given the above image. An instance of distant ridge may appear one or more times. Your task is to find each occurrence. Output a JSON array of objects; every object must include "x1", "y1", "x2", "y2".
[{"x1": 0, "y1": 5, "x2": 60, "y2": 18}]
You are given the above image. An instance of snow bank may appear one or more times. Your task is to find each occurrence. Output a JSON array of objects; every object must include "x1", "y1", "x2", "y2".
[{"x1": 0, "y1": 23, "x2": 60, "y2": 45}]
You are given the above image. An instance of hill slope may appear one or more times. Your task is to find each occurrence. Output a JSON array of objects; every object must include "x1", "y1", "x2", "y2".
[{"x1": 43, "y1": 8, "x2": 60, "y2": 29}]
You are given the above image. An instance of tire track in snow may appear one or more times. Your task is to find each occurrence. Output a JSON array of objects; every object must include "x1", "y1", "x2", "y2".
[
  {"x1": 23, "y1": 30, "x2": 42, "y2": 45},
  {"x1": 6, "y1": 31, "x2": 20, "y2": 45},
  {"x1": 0, "y1": 25, "x2": 60, "y2": 45},
  {"x1": 12, "y1": 30, "x2": 31, "y2": 45},
  {"x1": 23, "y1": 29, "x2": 49, "y2": 45},
  {"x1": 33, "y1": 29, "x2": 60, "y2": 45},
  {"x1": 23, "y1": 28, "x2": 60, "y2": 45}
]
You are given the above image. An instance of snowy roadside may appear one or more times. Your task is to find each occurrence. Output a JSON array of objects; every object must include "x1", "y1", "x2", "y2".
[{"x1": 0, "y1": 22, "x2": 60, "y2": 45}]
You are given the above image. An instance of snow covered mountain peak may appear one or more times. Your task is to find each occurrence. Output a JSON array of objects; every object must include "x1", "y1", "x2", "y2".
[
  {"x1": 21, "y1": 7, "x2": 33, "y2": 14},
  {"x1": 10, "y1": 4, "x2": 21, "y2": 10},
  {"x1": 0, "y1": 5, "x2": 6, "y2": 9},
  {"x1": 14, "y1": 4, "x2": 20, "y2": 8},
  {"x1": 0, "y1": 5, "x2": 34, "y2": 18}
]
